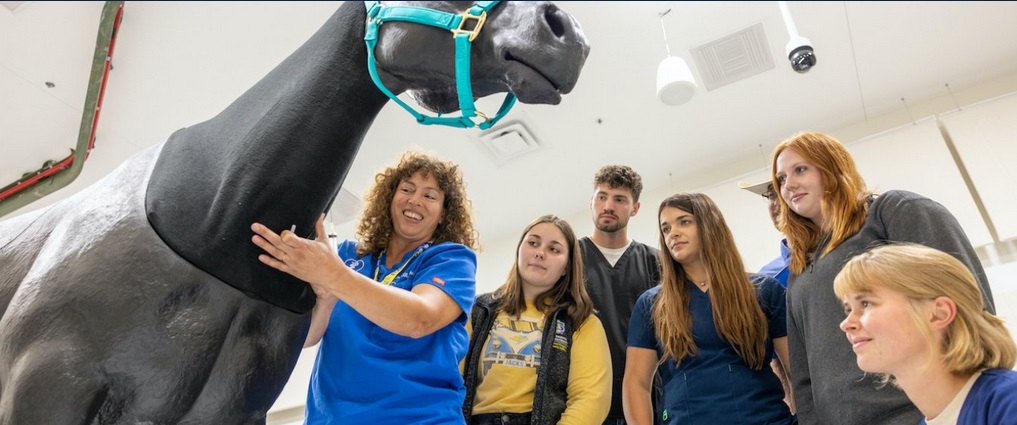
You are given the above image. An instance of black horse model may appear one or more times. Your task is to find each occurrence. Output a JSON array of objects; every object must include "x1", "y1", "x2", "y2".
[{"x1": 0, "y1": 2, "x2": 589, "y2": 423}]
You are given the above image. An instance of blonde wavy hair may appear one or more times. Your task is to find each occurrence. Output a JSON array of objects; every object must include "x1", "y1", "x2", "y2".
[
  {"x1": 834, "y1": 243, "x2": 1016, "y2": 380},
  {"x1": 495, "y1": 214, "x2": 594, "y2": 326},
  {"x1": 354, "y1": 151, "x2": 479, "y2": 257},
  {"x1": 771, "y1": 132, "x2": 873, "y2": 274},
  {"x1": 654, "y1": 193, "x2": 769, "y2": 369}
]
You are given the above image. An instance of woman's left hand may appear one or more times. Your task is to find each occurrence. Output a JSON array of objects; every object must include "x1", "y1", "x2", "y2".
[{"x1": 251, "y1": 215, "x2": 342, "y2": 294}]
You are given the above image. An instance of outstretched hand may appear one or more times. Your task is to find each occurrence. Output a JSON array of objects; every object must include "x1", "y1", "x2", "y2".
[{"x1": 251, "y1": 215, "x2": 341, "y2": 299}]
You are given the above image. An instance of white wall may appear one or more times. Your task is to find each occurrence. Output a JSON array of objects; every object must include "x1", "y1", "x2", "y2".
[
  {"x1": 476, "y1": 101, "x2": 1013, "y2": 290},
  {"x1": 476, "y1": 113, "x2": 1007, "y2": 289},
  {"x1": 986, "y1": 260, "x2": 1017, "y2": 341},
  {"x1": 940, "y1": 92, "x2": 1017, "y2": 241}
]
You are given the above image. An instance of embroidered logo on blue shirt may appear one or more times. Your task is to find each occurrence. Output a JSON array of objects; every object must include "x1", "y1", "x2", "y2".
[{"x1": 345, "y1": 259, "x2": 365, "y2": 272}]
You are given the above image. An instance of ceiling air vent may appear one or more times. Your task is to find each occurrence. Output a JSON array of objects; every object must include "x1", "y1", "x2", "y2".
[
  {"x1": 1, "y1": 1, "x2": 27, "y2": 12},
  {"x1": 478, "y1": 120, "x2": 542, "y2": 165},
  {"x1": 690, "y1": 22, "x2": 775, "y2": 91}
]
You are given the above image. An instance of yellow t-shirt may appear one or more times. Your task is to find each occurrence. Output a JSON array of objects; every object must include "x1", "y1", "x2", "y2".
[{"x1": 465, "y1": 302, "x2": 612, "y2": 425}]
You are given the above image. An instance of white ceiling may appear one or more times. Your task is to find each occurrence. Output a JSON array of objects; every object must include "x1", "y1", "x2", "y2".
[{"x1": 4, "y1": 1, "x2": 1017, "y2": 244}]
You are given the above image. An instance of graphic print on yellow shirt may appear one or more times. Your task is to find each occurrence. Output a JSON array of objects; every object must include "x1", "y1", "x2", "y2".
[
  {"x1": 482, "y1": 312, "x2": 543, "y2": 377},
  {"x1": 472, "y1": 305, "x2": 549, "y2": 414}
]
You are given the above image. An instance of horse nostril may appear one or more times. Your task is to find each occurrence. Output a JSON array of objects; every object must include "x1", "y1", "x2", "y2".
[{"x1": 543, "y1": 4, "x2": 566, "y2": 39}]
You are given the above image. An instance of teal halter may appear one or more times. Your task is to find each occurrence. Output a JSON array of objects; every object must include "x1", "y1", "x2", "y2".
[{"x1": 364, "y1": 1, "x2": 517, "y2": 130}]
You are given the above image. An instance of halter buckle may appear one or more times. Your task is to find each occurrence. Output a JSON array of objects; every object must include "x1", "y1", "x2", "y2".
[
  {"x1": 470, "y1": 110, "x2": 491, "y2": 126},
  {"x1": 451, "y1": 11, "x2": 487, "y2": 42}
]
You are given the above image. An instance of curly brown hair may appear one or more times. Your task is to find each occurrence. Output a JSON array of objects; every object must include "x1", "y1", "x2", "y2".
[
  {"x1": 594, "y1": 164, "x2": 644, "y2": 202},
  {"x1": 355, "y1": 151, "x2": 479, "y2": 257}
]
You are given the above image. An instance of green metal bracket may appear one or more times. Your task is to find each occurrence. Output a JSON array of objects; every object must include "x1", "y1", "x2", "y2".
[{"x1": 0, "y1": 1, "x2": 125, "y2": 218}]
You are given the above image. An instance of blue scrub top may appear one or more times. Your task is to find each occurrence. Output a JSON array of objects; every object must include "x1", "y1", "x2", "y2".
[
  {"x1": 305, "y1": 240, "x2": 477, "y2": 425},
  {"x1": 628, "y1": 275, "x2": 794, "y2": 424}
]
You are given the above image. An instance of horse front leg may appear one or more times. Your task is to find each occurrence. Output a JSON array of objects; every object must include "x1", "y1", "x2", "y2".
[
  {"x1": 0, "y1": 337, "x2": 112, "y2": 425},
  {"x1": 176, "y1": 296, "x2": 310, "y2": 425}
]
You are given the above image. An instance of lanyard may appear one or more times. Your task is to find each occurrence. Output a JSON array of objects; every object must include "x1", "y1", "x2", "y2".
[{"x1": 373, "y1": 241, "x2": 432, "y2": 286}]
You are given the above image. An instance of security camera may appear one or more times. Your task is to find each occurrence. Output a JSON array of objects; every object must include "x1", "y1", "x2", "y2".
[
  {"x1": 786, "y1": 35, "x2": 816, "y2": 73},
  {"x1": 778, "y1": 2, "x2": 817, "y2": 74}
]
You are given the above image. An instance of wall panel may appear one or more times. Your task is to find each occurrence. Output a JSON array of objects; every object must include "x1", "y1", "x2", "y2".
[
  {"x1": 940, "y1": 93, "x2": 1017, "y2": 241},
  {"x1": 848, "y1": 119, "x2": 993, "y2": 247}
]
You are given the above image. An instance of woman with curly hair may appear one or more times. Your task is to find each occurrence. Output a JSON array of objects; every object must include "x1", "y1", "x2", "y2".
[
  {"x1": 623, "y1": 193, "x2": 794, "y2": 425},
  {"x1": 251, "y1": 150, "x2": 479, "y2": 424},
  {"x1": 835, "y1": 243, "x2": 1017, "y2": 424}
]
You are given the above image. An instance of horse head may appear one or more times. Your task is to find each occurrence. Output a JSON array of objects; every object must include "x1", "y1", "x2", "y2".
[{"x1": 368, "y1": 1, "x2": 590, "y2": 115}]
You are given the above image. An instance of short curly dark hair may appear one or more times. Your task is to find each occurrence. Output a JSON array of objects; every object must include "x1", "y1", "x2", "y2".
[
  {"x1": 593, "y1": 165, "x2": 644, "y2": 202},
  {"x1": 355, "y1": 151, "x2": 479, "y2": 257}
]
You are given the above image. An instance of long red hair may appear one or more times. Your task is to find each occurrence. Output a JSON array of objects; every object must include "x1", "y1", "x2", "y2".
[{"x1": 771, "y1": 132, "x2": 872, "y2": 274}]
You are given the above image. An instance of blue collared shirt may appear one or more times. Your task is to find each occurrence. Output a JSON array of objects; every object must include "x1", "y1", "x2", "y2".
[{"x1": 758, "y1": 239, "x2": 790, "y2": 287}]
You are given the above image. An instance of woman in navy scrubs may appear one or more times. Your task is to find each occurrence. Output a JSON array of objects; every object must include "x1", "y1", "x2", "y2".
[{"x1": 623, "y1": 192, "x2": 795, "y2": 425}]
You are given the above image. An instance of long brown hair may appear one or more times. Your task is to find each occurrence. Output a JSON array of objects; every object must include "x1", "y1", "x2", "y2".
[
  {"x1": 495, "y1": 215, "x2": 594, "y2": 326},
  {"x1": 835, "y1": 243, "x2": 1016, "y2": 379},
  {"x1": 355, "y1": 150, "x2": 479, "y2": 257},
  {"x1": 771, "y1": 132, "x2": 872, "y2": 274},
  {"x1": 653, "y1": 193, "x2": 768, "y2": 369}
]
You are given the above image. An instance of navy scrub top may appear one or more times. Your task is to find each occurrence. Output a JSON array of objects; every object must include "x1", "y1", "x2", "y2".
[{"x1": 628, "y1": 275, "x2": 794, "y2": 425}]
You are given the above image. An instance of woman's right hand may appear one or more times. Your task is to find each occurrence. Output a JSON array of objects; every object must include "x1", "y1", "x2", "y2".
[{"x1": 251, "y1": 215, "x2": 343, "y2": 290}]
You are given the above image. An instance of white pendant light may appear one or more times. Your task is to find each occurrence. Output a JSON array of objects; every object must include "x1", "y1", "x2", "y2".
[{"x1": 656, "y1": 9, "x2": 696, "y2": 106}]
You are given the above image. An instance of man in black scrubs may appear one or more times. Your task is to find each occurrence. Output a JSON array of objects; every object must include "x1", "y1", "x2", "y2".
[{"x1": 580, "y1": 165, "x2": 661, "y2": 425}]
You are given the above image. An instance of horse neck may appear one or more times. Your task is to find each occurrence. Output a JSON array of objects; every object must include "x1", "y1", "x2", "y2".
[
  {"x1": 160, "y1": 2, "x2": 388, "y2": 232},
  {"x1": 211, "y1": 2, "x2": 386, "y2": 217},
  {"x1": 144, "y1": 3, "x2": 390, "y2": 313}
]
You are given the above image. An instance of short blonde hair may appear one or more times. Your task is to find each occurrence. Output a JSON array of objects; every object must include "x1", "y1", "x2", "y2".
[{"x1": 834, "y1": 243, "x2": 1015, "y2": 375}]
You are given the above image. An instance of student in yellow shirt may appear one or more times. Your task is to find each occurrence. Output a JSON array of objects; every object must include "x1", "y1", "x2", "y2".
[{"x1": 461, "y1": 214, "x2": 612, "y2": 425}]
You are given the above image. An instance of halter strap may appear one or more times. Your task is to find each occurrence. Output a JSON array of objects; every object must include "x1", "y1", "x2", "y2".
[{"x1": 363, "y1": 1, "x2": 517, "y2": 130}]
